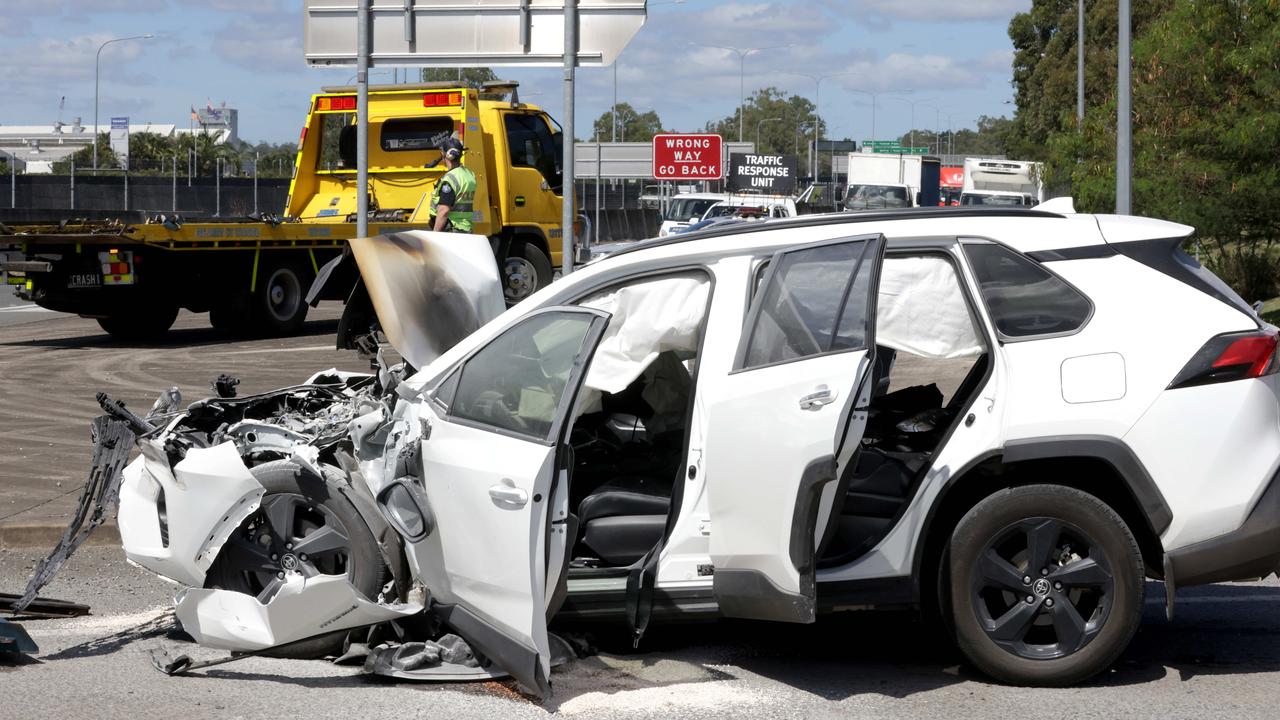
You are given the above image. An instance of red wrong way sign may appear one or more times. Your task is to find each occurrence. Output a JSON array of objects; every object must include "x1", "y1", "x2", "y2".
[{"x1": 652, "y1": 134, "x2": 723, "y2": 180}]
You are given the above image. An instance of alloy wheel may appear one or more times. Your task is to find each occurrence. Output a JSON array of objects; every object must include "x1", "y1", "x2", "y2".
[{"x1": 970, "y1": 517, "x2": 1115, "y2": 660}]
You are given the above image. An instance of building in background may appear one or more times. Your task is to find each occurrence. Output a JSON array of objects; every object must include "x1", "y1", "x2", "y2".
[{"x1": 0, "y1": 119, "x2": 176, "y2": 173}]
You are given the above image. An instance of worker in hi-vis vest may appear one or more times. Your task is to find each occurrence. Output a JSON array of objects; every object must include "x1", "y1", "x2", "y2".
[{"x1": 428, "y1": 137, "x2": 477, "y2": 233}]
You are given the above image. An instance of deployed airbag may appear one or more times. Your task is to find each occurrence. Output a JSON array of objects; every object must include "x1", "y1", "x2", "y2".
[
  {"x1": 877, "y1": 256, "x2": 983, "y2": 359},
  {"x1": 349, "y1": 231, "x2": 505, "y2": 370},
  {"x1": 582, "y1": 274, "x2": 709, "y2": 394}
]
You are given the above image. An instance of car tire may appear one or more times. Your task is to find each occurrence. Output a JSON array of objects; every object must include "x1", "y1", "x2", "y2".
[
  {"x1": 96, "y1": 303, "x2": 179, "y2": 340},
  {"x1": 252, "y1": 262, "x2": 310, "y2": 336},
  {"x1": 500, "y1": 239, "x2": 552, "y2": 306},
  {"x1": 948, "y1": 484, "x2": 1143, "y2": 686},
  {"x1": 203, "y1": 461, "x2": 387, "y2": 659}
]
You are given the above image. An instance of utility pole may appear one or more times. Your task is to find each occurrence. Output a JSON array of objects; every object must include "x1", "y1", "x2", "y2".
[
  {"x1": 704, "y1": 44, "x2": 791, "y2": 142},
  {"x1": 1117, "y1": 0, "x2": 1132, "y2": 214},
  {"x1": 1077, "y1": 0, "x2": 1086, "y2": 124}
]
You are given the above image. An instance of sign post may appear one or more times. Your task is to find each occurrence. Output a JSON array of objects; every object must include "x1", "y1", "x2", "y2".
[
  {"x1": 651, "y1": 134, "x2": 724, "y2": 181},
  {"x1": 727, "y1": 153, "x2": 797, "y2": 195}
]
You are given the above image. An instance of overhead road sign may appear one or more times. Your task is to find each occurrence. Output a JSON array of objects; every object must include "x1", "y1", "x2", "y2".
[
  {"x1": 862, "y1": 140, "x2": 902, "y2": 148},
  {"x1": 303, "y1": 0, "x2": 647, "y2": 67},
  {"x1": 576, "y1": 141, "x2": 753, "y2": 179},
  {"x1": 872, "y1": 146, "x2": 928, "y2": 155},
  {"x1": 652, "y1": 134, "x2": 724, "y2": 180},
  {"x1": 727, "y1": 153, "x2": 797, "y2": 195}
]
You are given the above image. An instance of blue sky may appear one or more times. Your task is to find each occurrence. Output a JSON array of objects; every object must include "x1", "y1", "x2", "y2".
[{"x1": 1, "y1": 0, "x2": 1029, "y2": 144}]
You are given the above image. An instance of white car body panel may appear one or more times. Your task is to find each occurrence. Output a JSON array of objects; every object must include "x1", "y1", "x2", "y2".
[
  {"x1": 119, "y1": 442, "x2": 265, "y2": 587},
  {"x1": 174, "y1": 575, "x2": 422, "y2": 651}
]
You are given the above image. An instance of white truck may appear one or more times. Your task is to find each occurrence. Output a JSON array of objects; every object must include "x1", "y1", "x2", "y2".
[
  {"x1": 843, "y1": 153, "x2": 923, "y2": 210},
  {"x1": 960, "y1": 158, "x2": 1045, "y2": 206}
]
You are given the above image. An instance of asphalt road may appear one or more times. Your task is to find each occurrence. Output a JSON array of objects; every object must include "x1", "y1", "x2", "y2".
[
  {"x1": 5, "y1": 546, "x2": 1280, "y2": 719},
  {"x1": 5, "y1": 297, "x2": 1280, "y2": 718}
]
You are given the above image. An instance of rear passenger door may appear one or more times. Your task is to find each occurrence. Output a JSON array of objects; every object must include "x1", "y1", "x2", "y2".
[{"x1": 702, "y1": 234, "x2": 885, "y2": 623}]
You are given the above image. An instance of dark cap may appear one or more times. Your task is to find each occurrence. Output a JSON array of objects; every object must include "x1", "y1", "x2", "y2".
[{"x1": 439, "y1": 136, "x2": 465, "y2": 160}]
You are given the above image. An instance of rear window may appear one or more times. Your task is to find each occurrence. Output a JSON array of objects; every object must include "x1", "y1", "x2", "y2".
[
  {"x1": 380, "y1": 117, "x2": 454, "y2": 152},
  {"x1": 1113, "y1": 238, "x2": 1256, "y2": 317},
  {"x1": 963, "y1": 242, "x2": 1092, "y2": 339}
]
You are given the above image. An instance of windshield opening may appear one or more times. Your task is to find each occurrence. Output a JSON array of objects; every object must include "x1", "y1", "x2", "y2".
[
  {"x1": 843, "y1": 184, "x2": 909, "y2": 210},
  {"x1": 665, "y1": 198, "x2": 720, "y2": 221}
]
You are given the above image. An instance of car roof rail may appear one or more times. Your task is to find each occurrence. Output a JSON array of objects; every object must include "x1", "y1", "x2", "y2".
[{"x1": 607, "y1": 206, "x2": 1067, "y2": 259}]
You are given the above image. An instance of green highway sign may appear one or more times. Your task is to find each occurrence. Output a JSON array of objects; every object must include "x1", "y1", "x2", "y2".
[
  {"x1": 871, "y1": 146, "x2": 929, "y2": 155},
  {"x1": 862, "y1": 140, "x2": 901, "y2": 148}
]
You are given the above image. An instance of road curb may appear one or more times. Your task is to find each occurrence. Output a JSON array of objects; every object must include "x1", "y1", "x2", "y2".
[{"x1": 0, "y1": 522, "x2": 119, "y2": 550}]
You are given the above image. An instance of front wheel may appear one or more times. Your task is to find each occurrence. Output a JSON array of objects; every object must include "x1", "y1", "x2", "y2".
[
  {"x1": 948, "y1": 484, "x2": 1143, "y2": 686},
  {"x1": 500, "y1": 239, "x2": 552, "y2": 306},
  {"x1": 203, "y1": 461, "x2": 387, "y2": 658}
]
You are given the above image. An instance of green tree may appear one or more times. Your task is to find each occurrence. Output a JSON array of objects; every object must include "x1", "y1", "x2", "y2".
[
  {"x1": 897, "y1": 115, "x2": 1016, "y2": 156},
  {"x1": 419, "y1": 67, "x2": 499, "y2": 89},
  {"x1": 591, "y1": 103, "x2": 664, "y2": 142},
  {"x1": 703, "y1": 87, "x2": 823, "y2": 171}
]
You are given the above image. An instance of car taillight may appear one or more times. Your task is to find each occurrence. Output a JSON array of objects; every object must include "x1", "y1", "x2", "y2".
[{"x1": 1169, "y1": 329, "x2": 1280, "y2": 389}]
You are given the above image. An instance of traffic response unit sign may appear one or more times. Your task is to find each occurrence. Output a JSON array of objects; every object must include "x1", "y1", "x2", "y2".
[
  {"x1": 652, "y1": 134, "x2": 723, "y2": 180},
  {"x1": 728, "y1": 153, "x2": 798, "y2": 194}
]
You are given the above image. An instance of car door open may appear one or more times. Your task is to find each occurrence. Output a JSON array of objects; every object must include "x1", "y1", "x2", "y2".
[
  {"x1": 408, "y1": 306, "x2": 610, "y2": 698},
  {"x1": 703, "y1": 234, "x2": 886, "y2": 623}
]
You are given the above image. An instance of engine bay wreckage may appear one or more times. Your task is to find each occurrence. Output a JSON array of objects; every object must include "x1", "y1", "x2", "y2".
[{"x1": 20, "y1": 231, "x2": 579, "y2": 695}]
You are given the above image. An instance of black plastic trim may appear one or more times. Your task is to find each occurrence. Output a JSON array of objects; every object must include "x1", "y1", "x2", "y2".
[
  {"x1": 1002, "y1": 436, "x2": 1173, "y2": 535},
  {"x1": 1167, "y1": 465, "x2": 1280, "y2": 588},
  {"x1": 1027, "y1": 244, "x2": 1118, "y2": 262},
  {"x1": 1110, "y1": 237, "x2": 1256, "y2": 319},
  {"x1": 605, "y1": 207, "x2": 1065, "y2": 260},
  {"x1": 554, "y1": 585, "x2": 719, "y2": 623},
  {"x1": 433, "y1": 602, "x2": 550, "y2": 698},
  {"x1": 816, "y1": 575, "x2": 917, "y2": 611},
  {"x1": 714, "y1": 568, "x2": 814, "y2": 623}
]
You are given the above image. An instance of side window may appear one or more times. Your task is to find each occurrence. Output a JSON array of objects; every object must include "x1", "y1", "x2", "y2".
[
  {"x1": 447, "y1": 311, "x2": 597, "y2": 441},
  {"x1": 380, "y1": 117, "x2": 455, "y2": 152},
  {"x1": 504, "y1": 114, "x2": 562, "y2": 191},
  {"x1": 963, "y1": 242, "x2": 1092, "y2": 339},
  {"x1": 740, "y1": 240, "x2": 876, "y2": 369}
]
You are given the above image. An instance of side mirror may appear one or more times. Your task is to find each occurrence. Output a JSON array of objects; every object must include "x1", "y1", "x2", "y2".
[{"x1": 376, "y1": 478, "x2": 434, "y2": 543}]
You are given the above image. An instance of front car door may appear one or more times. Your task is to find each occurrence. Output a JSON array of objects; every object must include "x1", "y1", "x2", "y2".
[
  {"x1": 409, "y1": 306, "x2": 609, "y2": 697},
  {"x1": 702, "y1": 234, "x2": 886, "y2": 623}
]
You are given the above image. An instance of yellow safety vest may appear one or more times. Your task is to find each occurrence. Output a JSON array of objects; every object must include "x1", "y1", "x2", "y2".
[{"x1": 431, "y1": 165, "x2": 477, "y2": 232}]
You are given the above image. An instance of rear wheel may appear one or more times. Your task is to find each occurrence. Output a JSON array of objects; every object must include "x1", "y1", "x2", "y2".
[
  {"x1": 500, "y1": 239, "x2": 552, "y2": 306},
  {"x1": 96, "y1": 303, "x2": 179, "y2": 340},
  {"x1": 252, "y1": 263, "x2": 309, "y2": 336},
  {"x1": 948, "y1": 484, "x2": 1143, "y2": 686},
  {"x1": 204, "y1": 461, "x2": 386, "y2": 658}
]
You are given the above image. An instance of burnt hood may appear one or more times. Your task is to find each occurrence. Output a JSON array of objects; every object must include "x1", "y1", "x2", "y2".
[{"x1": 348, "y1": 231, "x2": 506, "y2": 370}]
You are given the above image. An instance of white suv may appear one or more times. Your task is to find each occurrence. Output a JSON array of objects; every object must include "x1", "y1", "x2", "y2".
[{"x1": 114, "y1": 205, "x2": 1280, "y2": 695}]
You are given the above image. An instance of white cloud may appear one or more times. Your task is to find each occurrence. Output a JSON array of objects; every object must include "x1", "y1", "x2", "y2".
[{"x1": 840, "y1": 0, "x2": 1031, "y2": 22}]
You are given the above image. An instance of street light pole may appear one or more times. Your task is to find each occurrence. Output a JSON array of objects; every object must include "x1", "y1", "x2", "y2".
[
  {"x1": 881, "y1": 96, "x2": 933, "y2": 150},
  {"x1": 93, "y1": 34, "x2": 152, "y2": 172},
  {"x1": 703, "y1": 44, "x2": 792, "y2": 142},
  {"x1": 756, "y1": 117, "x2": 781, "y2": 149},
  {"x1": 781, "y1": 71, "x2": 857, "y2": 180}
]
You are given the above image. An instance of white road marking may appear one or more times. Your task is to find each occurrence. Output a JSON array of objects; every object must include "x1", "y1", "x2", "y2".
[
  {"x1": 221, "y1": 345, "x2": 338, "y2": 355},
  {"x1": 0, "y1": 305, "x2": 52, "y2": 313}
]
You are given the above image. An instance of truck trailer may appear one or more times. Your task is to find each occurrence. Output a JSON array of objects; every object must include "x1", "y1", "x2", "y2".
[
  {"x1": 959, "y1": 158, "x2": 1044, "y2": 207},
  {"x1": 0, "y1": 81, "x2": 577, "y2": 339},
  {"x1": 842, "y1": 153, "x2": 940, "y2": 210}
]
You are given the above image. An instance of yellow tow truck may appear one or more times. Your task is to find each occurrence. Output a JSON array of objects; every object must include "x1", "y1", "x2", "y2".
[{"x1": 0, "y1": 81, "x2": 573, "y2": 338}]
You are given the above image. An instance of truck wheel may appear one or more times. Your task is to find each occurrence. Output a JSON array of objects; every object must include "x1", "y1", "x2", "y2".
[
  {"x1": 252, "y1": 263, "x2": 310, "y2": 336},
  {"x1": 500, "y1": 239, "x2": 552, "y2": 306},
  {"x1": 204, "y1": 461, "x2": 388, "y2": 659},
  {"x1": 948, "y1": 484, "x2": 1143, "y2": 687},
  {"x1": 96, "y1": 303, "x2": 179, "y2": 340}
]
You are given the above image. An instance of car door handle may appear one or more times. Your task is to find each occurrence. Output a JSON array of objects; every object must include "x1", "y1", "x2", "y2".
[
  {"x1": 488, "y1": 483, "x2": 528, "y2": 507},
  {"x1": 798, "y1": 385, "x2": 837, "y2": 410}
]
